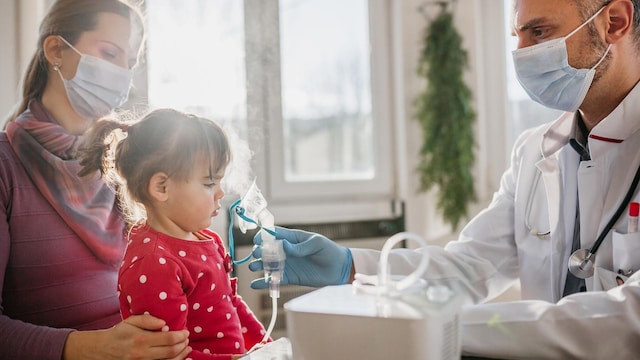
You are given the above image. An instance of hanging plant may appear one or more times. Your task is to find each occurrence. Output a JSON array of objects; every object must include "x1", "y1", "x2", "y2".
[{"x1": 414, "y1": 5, "x2": 476, "y2": 230}]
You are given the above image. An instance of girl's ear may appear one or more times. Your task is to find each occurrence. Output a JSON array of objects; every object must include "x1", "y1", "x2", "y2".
[{"x1": 148, "y1": 172, "x2": 169, "y2": 202}]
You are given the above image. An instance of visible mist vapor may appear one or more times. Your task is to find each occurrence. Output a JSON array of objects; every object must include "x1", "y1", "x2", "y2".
[{"x1": 221, "y1": 122, "x2": 255, "y2": 200}]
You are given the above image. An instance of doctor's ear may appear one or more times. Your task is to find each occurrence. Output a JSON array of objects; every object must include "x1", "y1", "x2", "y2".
[
  {"x1": 148, "y1": 172, "x2": 169, "y2": 202},
  {"x1": 602, "y1": 0, "x2": 634, "y2": 44}
]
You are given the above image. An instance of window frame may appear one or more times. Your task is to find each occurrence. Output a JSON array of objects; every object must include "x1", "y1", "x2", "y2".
[{"x1": 244, "y1": 0, "x2": 398, "y2": 224}]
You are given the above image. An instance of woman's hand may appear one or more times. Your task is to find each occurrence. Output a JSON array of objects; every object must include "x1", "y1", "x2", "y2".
[{"x1": 63, "y1": 314, "x2": 191, "y2": 360}]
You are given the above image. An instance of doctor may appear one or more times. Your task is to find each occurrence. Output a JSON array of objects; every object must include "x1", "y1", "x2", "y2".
[{"x1": 250, "y1": 0, "x2": 640, "y2": 358}]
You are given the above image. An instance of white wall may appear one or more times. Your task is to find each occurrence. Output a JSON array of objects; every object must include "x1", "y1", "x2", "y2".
[
  {"x1": 0, "y1": 1, "x2": 19, "y2": 121},
  {"x1": 0, "y1": 0, "x2": 47, "y2": 121}
]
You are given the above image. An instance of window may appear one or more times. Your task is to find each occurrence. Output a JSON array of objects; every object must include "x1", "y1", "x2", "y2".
[
  {"x1": 145, "y1": 0, "x2": 247, "y2": 130},
  {"x1": 144, "y1": 0, "x2": 396, "y2": 224}
]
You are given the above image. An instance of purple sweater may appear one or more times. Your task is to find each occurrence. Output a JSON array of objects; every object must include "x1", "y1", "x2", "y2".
[{"x1": 0, "y1": 132, "x2": 124, "y2": 359}]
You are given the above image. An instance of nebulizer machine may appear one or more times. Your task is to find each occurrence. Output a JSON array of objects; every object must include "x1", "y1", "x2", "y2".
[
  {"x1": 228, "y1": 179, "x2": 285, "y2": 345},
  {"x1": 284, "y1": 232, "x2": 464, "y2": 360}
]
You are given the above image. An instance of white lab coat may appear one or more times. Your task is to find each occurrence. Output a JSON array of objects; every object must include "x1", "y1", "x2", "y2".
[{"x1": 352, "y1": 82, "x2": 640, "y2": 359}]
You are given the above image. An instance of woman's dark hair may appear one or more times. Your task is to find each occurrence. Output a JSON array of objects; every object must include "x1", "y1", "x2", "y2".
[
  {"x1": 8, "y1": 0, "x2": 144, "y2": 123},
  {"x1": 78, "y1": 109, "x2": 232, "y2": 225}
]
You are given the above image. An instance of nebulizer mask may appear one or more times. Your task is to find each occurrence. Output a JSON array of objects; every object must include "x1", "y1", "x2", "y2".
[
  {"x1": 284, "y1": 232, "x2": 463, "y2": 360},
  {"x1": 228, "y1": 179, "x2": 285, "y2": 345}
]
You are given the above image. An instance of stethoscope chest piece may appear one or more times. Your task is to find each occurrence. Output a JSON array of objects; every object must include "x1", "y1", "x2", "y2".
[{"x1": 568, "y1": 248, "x2": 595, "y2": 279}]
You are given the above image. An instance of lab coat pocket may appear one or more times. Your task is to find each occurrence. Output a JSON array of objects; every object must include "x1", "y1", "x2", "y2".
[
  {"x1": 612, "y1": 231, "x2": 640, "y2": 277},
  {"x1": 595, "y1": 267, "x2": 623, "y2": 290}
]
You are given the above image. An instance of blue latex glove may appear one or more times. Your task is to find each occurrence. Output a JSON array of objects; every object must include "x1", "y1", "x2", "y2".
[{"x1": 249, "y1": 226, "x2": 353, "y2": 288}]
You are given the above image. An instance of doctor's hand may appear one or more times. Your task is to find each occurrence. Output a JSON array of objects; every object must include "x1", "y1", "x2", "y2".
[{"x1": 249, "y1": 226, "x2": 353, "y2": 288}]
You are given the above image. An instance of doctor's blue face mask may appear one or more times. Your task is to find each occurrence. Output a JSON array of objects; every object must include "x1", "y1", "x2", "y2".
[{"x1": 512, "y1": 6, "x2": 611, "y2": 112}]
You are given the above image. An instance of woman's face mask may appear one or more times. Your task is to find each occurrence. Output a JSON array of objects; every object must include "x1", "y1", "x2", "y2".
[
  {"x1": 55, "y1": 36, "x2": 133, "y2": 120},
  {"x1": 512, "y1": 6, "x2": 611, "y2": 112}
]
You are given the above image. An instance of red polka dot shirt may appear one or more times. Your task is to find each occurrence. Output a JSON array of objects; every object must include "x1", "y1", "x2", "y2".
[{"x1": 118, "y1": 225, "x2": 268, "y2": 359}]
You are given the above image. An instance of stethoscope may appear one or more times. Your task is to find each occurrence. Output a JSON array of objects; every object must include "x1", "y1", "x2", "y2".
[
  {"x1": 524, "y1": 170, "x2": 551, "y2": 240},
  {"x1": 525, "y1": 163, "x2": 640, "y2": 279}
]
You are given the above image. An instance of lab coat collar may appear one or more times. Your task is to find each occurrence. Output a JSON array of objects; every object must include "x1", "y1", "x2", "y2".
[
  {"x1": 587, "y1": 81, "x2": 640, "y2": 159},
  {"x1": 540, "y1": 80, "x2": 640, "y2": 159},
  {"x1": 540, "y1": 112, "x2": 574, "y2": 159}
]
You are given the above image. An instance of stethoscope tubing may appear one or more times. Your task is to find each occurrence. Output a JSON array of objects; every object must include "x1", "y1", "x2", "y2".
[
  {"x1": 584, "y1": 160, "x2": 640, "y2": 256},
  {"x1": 525, "y1": 169, "x2": 551, "y2": 239}
]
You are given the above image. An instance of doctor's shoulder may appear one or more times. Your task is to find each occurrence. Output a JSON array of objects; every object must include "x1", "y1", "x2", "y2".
[{"x1": 509, "y1": 122, "x2": 552, "y2": 162}]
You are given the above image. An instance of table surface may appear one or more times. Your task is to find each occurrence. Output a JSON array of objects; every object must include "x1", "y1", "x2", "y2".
[{"x1": 240, "y1": 338, "x2": 503, "y2": 360}]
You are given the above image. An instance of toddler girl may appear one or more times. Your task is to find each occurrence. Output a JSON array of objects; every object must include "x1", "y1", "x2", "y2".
[{"x1": 78, "y1": 108, "x2": 268, "y2": 359}]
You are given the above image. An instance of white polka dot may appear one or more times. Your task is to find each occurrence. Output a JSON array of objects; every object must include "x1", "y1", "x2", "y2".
[
  {"x1": 226, "y1": 313, "x2": 231, "y2": 320},
  {"x1": 207, "y1": 306, "x2": 214, "y2": 312},
  {"x1": 131, "y1": 256, "x2": 138, "y2": 263},
  {"x1": 198, "y1": 272, "x2": 204, "y2": 278},
  {"x1": 127, "y1": 295, "x2": 132, "y2": 304},
  {"x1": 242, "y1": 327, "x2": 248, "y2": 333},
  {"x1": 217, "y1": 263, "x2": 222, "y2": 270},
  {"x1": 235, "y1": 342, "x2": 240, "y2": 349},
  {"x1": 178, "y1": 250, "x2": 187, "y2": 257},
  {"x1": 139, "y1": 275, "x2": 147, "y2": 284},
  {"x1": 193, "y1": 303, "x2": 200, "y2": 310},
  {"x1": 211, "y1": 283, "x2": 216, "y2": 291},
  {"x1": 159, "y1": 291, "x2": 167, "y2": 300},
  {"x1": 194, "y1": 326, "x2": 202, "y2": 333},
  {"x1": 222, "y1": 294, "x2": 226, "y2": 300},
  {"x1": 158, "y1": 246, "x2": 165, "y2": 250},
  {"x1": 161, "y1": 325, "x2": 169, "y2": 332},
  {"x1": 217, "y1": 332, "x2": 224, "y2": 338},
  {"x1": 260, "y1": 329, "x2": 266, "y2": 335},
  {"x1": 201, "y1": 254, "x2": 207, "y2": 261},
  {"x1": 180, "y1": 304, "x2": 187, "y2": 311},
  {"x1": 143, "y1": 237, "x2": 151, "y2": 243},
  {"x1": 144, "y1": 311, "x2": 150, "y2": 315},
  {"x1": 159, "y1": 257, "x2": 166, "y2": 265},
  {"x1": 203, "y1": 349, "x2": 211, "y2": 354}
]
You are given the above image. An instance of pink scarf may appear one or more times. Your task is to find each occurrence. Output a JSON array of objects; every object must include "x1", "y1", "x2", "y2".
[{"x1": 6, "y1": 100, "x2": 125, "y2": 266}]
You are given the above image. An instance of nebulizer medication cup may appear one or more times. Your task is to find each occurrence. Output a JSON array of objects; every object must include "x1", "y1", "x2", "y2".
[{"x1": 228, "y1": 179, "x2": 285, "y2": 347}]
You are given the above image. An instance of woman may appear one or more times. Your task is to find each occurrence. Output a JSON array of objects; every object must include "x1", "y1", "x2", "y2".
[{"x1": 0, "y1": 1, "x2": 190, "y2": 359}]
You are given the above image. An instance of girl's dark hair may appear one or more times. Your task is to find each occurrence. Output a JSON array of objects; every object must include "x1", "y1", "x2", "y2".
[
  {"x1": 78, "y1": 108, "x2": 232, "y2": 225},
  {"x1": 7, "y1": 0, "x2": 144, "y2": 123}
]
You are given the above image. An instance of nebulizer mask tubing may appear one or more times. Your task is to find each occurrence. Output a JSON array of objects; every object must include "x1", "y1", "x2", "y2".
[
  {"x1": 228, "y1": 180, "x2": 285, "y2": 345},
  {"x1": 353, "y1": 232, "x2": 430, "y2": 295}
]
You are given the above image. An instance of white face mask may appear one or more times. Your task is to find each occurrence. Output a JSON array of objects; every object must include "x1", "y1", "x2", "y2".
[
  {"x1": 512, "y1": 6, "x2": 611, "y2": 112},
  {"x1": 56, "y1": 36, "x2": 133, "y2": 120}
]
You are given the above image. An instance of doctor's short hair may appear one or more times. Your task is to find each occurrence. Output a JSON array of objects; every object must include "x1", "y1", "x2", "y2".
[
  {"x1": 574, "y1": 0, "x2": 640, "y2": 50},
  {"x1": 78, "y1": 108, "x2": 232, "y2": 225}
]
